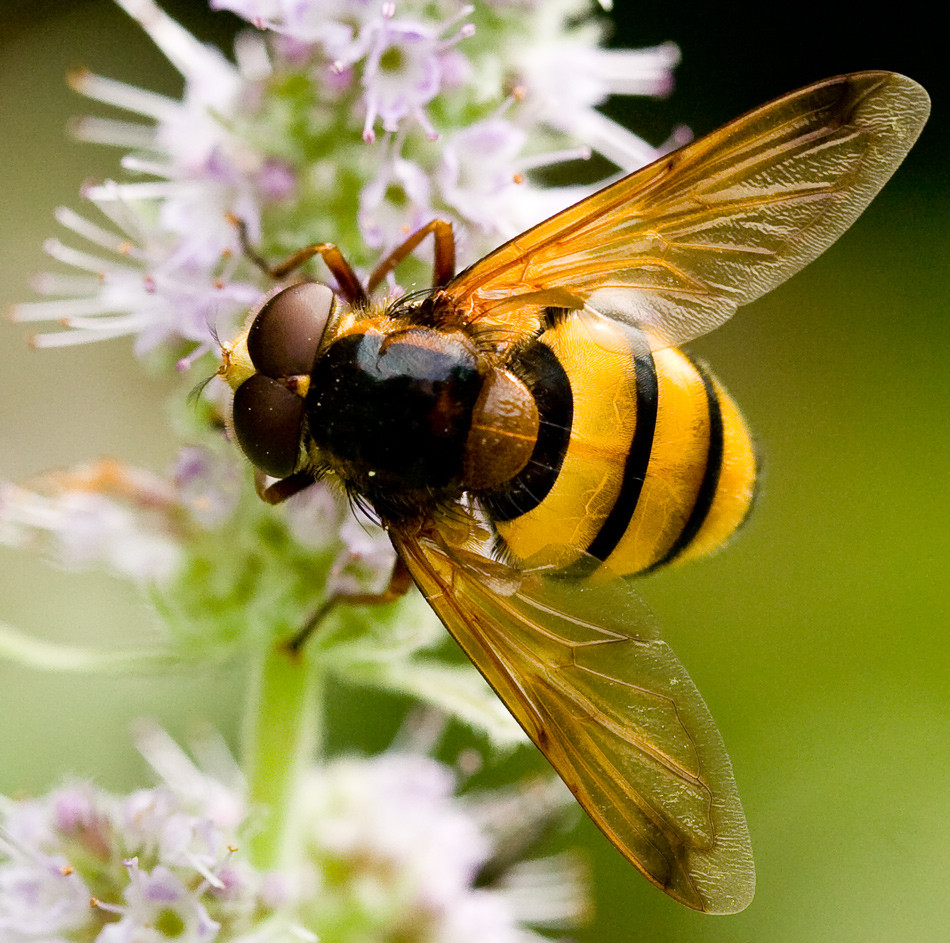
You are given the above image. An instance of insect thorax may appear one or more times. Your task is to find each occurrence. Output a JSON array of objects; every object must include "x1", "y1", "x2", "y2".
[{"x1": 305, "y1": 322, "x2": 484, "y2": 510}]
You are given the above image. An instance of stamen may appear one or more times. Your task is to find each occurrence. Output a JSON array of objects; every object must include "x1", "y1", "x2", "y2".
[
  {"x1": 54, "y1": 207, "x2": 138, "y2": 255},
  {"x1": 176, "y1": 342, "x2": 212, "y2": 372},
  {"x1": 11, "y1": 298, "x2": 133, "y2": 323},
  {"x1": 233, "y1": 29, "x2": 272, "y2": 82},
  {"x1": 90, "y1": 897, "x2": 125, "y2": 915},
  {"x1": 583, "y1": 43, "x2": 681, "y2": 96},
  {"x1": 68, "y1": 69, "x2": 175, "y2": 120},
  {"x1": 40, "y1": 239, "x2": 120, "y2": 275},
  {"x1": 79, "y1": 182, "x2": 155, "y2": 246},
  {"x1": 187, "y1": 852, "x2": 225, "y2": 889},
  {"x1": 63, "y1": 314, "x2": 151, "y2": 332},
  {"x1": 30, "y1": 327, "x2": 133, "y2": 348},
  {"x1": 121, "y1": 154, "x2": 175, "y2": 177},
  {"x1": 516, "y1": 145, "x2": 592, "y2": 172},
  {"x1": 558, "y1": 107, "x2": 661, "y2": 171},
  {"x1": 70, "y1": 116, "x2": 157, "y2": 150},
  {"x1": 84, "y1": 180, "x2": 190, "y2": 202},
  {"x1": 112, "y1": 0, "x2": 237, "y2": 87},
  {"x1": 30, "y1": 273, "x2": 103, "y2": 295}
]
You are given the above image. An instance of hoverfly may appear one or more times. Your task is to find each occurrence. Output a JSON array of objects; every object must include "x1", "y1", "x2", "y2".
[{"x1": 219, "y1": 72, "x2": 929, "y2": 913}]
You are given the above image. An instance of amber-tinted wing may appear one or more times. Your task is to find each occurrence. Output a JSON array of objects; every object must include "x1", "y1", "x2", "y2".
[
  {"x1": 391, "y1": 526, "x2": 756, "y2": 913},
  {"x1": 446, "y1": 71, "x2": 929, "y2": 346}
]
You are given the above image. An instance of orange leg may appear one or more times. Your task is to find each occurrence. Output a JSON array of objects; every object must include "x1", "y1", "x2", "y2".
[
  {"x1": 367, "y1": 219, "x2": 456, "y2": 293},
  {"x1": 283, "y1": 555, "x2": 414, "y2": 655},
  {"x1": 232, "y1": 214, "x2": 456, "y2": 304},
  {"x1": 229, "y1": 214, "x2": 367, "y2": 307}
]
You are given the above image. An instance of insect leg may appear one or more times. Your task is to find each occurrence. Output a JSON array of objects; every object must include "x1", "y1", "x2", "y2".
[
  {"x1": 283, "y1": 556, "x2": 414, "y2": 655},
  {"x1": 254, "y1": 469, "x2": 318, "y2": 505},
  {"x1": 228, "y1": 214, "x2": 367, "y2": 307},
  {"x1": 367, "y1": 219, "x2": 456, "y2": 293}
]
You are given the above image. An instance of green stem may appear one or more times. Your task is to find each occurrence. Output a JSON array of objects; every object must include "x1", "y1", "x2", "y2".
[{"x1": 242, "y1": 641, "x2": 321, "y2": 871}]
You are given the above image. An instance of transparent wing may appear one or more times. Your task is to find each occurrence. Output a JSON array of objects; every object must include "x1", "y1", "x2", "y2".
[
  {"x1": 447, "y1": 71, "x2": 929, "y2": 346},
  {"x1": 392, "y1": 527, "x2": 755, "y2": 914}
]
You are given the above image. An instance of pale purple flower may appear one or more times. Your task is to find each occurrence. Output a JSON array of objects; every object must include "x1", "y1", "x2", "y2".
[
  {"x1": 8, "y1": 192, "x2": 258, "y2": 360},
  {"x1": 435, "y1": 113, "x2": 594, "y2": 241},
  {"x1": 211, "y1": 0, "x2": 376, "y2": 57},
  {"x1": 277, "y1": 482, "x2": 398, "y2": 599},
  {"x1": 0, "y1": 726, "x2": 283, "y2": 942},
  {"x1": 256, "y1": 156, "x2": 298, "y2": 202},
  {"x1": 97, "y1": 861, "x2": 221, "y2": 943},
  {"x1": 0, "y1": 450, "x2": 246, "y2": 589},
  {"x1": 328, "y1": 511, "x2": 399, "y2": 597},
  {"x1": 0, "y1": 807, "x2": 92, "y2": 940},
  {"x1": 340, "y1": 5, "x2": 476, "y2": 142},
  {"x1": 173, "y1": 447, "x2": 243, "y2": 529},
  {"x1": 69, "y1": 0, "x2": 267, "y2": 265},
  {"x1": 300, "y1": 752, "x2": 587, "y2": 941},
  {"x1": 515, "y1": 31, "x2": 682, "y2": 171},
  {"x1": 0, "y1": 481, "x2": 182, "y2": 586},
  {"x1": 358, "y1": 150, "x2": 434, "y2": 251},
  {"x1": 436, "y1": 116, "x2": 528, "y2": 234},
  {"x1": 279, "y1": 481, "x2": 348, "y2": 550},
  {"x1": 133, "y1": 722, "x2": 247, "y2": 835}
]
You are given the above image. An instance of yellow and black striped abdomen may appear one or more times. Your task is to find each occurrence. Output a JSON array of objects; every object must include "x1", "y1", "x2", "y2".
[{"x1": 487, "y1": 311, "x2": 757, "y2": 576}]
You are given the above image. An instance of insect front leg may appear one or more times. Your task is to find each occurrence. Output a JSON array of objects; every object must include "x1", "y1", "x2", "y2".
[
  {"x1": 228, "y1": 214, "x2": 367, "y2": 307},
  {"x1": 254, "y1": 469, "x2": 319, "y2": 505},
  {"x1": 367, "y1": 219, "x2": 456, "y2": 293}
]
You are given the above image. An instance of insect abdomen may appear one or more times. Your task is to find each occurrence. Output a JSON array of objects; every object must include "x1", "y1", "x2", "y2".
[{"x1": 488, "y1": 311, "x2": 757, "y2": 575}]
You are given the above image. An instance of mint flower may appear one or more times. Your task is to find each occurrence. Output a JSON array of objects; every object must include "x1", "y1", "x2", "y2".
[
  {"x1": 357, "y1": 148, "x2": 434, "y2": 250},
  {"x1": 11, "y1": 0, "x2": 679, "y2": 357},
  {"x1": 0, "y1": 464, "x2": 185, "y2": 586},
  {"x1": 298, "y1": 752, "x2": 588, "y2": 942},
  {"x1": 10, "y1": 193, "x2": 259, "y2": 360},
  {"x1": 0, "y1": 730, "x2": 270, "y2": 942},
  {"x1": 0, "y1": 452, "x2": 524, "y2": 748},
  {"x1": 0, "y1": 729, "x2": 586, "y2": 942},
  {"x1": 337, "y1": 4, "x2": 476, "y2": 142}
]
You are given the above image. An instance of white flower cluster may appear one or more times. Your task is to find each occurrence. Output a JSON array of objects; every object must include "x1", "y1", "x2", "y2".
[
  {"x1": 0, "y1": 461, "x2": 185, "y2": 587},
  {"x1": 0, "y1": 453, "x2": 237, "y2": 587},
  {"x1": 0, "y1": 451, "x2": 403, "y2": 626},
  {"x1": 0, "y1": 729, "x2": 266, "y2": 943},
  {"x1": 0, "y1": 727, "x2": 585, "y2": 942},
  {"x1": 11, "y1": 0, "x2": 679, "y2": 363},
  {"x1": 299, "y1": 753, "x2": 587, "y2": 942}
]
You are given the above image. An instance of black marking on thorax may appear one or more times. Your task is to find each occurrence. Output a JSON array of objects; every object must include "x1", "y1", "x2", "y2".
[{"x1": 482, "y1": 340, "x2": 572, "y2": 522}]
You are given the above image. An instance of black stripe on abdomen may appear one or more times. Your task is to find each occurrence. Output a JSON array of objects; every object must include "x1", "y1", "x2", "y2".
[
  {"x1": 483, "y1": 341, "x2": 572, "y2": 522},
  {"x1": 649, "y1": 358, "x2": 724, "y2": 570},
  {"x1": 585, "y1": 327, "x2": 659, "y2": 563}
]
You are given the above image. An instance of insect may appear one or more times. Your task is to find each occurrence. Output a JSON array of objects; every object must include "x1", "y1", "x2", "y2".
[{"x1": 218, "y1": 72, "x2": 929, "y2": 913}]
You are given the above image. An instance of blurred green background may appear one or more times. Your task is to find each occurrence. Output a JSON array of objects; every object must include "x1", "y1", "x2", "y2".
[{"x1": 1, "y1": 2, "x2": 946, "y2": 941}]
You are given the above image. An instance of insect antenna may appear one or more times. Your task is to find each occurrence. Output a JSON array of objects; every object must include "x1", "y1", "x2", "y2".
[
  {"x1": 186, "y1": 317, "x2": 229, "y2": 410},
  {"x1": 187, "y1": 372, "x2": 219, "y2": 409}
]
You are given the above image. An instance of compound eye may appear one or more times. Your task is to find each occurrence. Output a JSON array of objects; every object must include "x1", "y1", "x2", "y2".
[
  {"x1": 247, "y1": 282, "x2": 334, "y2": 378},
  {"x1": 232, "y1": 374, "x2": 305, "y2": 478}
]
